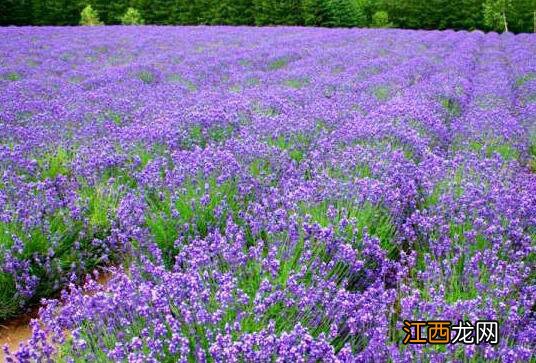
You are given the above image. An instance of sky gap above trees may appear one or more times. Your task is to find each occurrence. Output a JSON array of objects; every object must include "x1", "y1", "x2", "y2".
[{"x1": 1, "y1": 0, "x2": 535, "y2": 33}]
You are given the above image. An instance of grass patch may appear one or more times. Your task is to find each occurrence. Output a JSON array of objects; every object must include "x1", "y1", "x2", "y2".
[
  {"x1": 239, "y1": 59, "x2": 252, "y2": 68},
  {"x1": 514, "y1": 72, "x2": 536, "y2": 88},
  {"x1": 372, "y1": 85, "x2": 391, "y2": 101},
  {"x1": 245, "y1": 77, "x2": 260, "y2": 87},
  {"x1": 145, "y1": 175, "x2": 244, "y2": 268},
  {"x1": 182, "y1": 124, "x2": 235, "y2": 150},
  {"x1": 283, "y1": 78, "x2": 309, "y2": 89},
  {"x1": 252, "y1": 102, "x2": 279, "y2": 117},
  {"x1": 249, "y1": 158, "x2": 272, "y2": 178},
  {"x1": 37, "y1": 146, "x2": 74, "y2": 180},
  {"x1": 267, "y1": 57, "x2": 289, "y2": 71},
  {"x1": 439, "y1": 96, "x2": 461, "y2": 118},
  {"x1": 97, "y1": 110, "x2": 123, "y2": 126},
  {"x1": 355, "y1": 65, "x2": 381, "y2": 81},
  {"x1": 27, "y1": 59, "x2": 40, "y2": 67},
  {"x1": 469, "y1": 138, "x2": 519, "y2": 161},
  {"x1": 328, "y1": 164, "x2": 373, "y2": 181},
  {"x1": 529, "y1": 133, "x2": 536, "y2": 172},
  {"x1": 167, "y1": 74, "x2": 197, "y2": 91},
  {"x1": 525, "y1": 93, "x2": 536, "y2": 104},
  {"x1": 137, "y1": 70, "x2": 156, "y2": 84},
  {"x1": 78, "y1": 180, "x2": 121, "y2": 232},
  {"x1": 348, "y1": 137, "x2": 419, "y2": 164},
  {"x1": 229, "y1": 84, "x2": 241, "y2": 93},
  {"x1": 267, "y1": 133, "x2": 312, "y2": 164},
  {"x1": 300, "y1": 200, "x2": 397, "y2": 255},
  {"x1": 2, "y1": 72, "x2": 21, "y2": 81},
  {"x1": 249, "y1": 158, "x2": 278, "y2": 187},
  {"x1": 0, "y1": 273, "x2": 21, "y2": 319}
]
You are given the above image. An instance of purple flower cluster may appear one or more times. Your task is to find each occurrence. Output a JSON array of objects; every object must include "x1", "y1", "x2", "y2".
[{"x1": 0, "y1": 26, "x2": 535, "y2": 361}]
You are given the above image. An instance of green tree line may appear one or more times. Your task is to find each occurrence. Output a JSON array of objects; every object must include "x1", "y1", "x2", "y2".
[{"x1": 1, "y1": 0, "x2": 535, "y2": 33}]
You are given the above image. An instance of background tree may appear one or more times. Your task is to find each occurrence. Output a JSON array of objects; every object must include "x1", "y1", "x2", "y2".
[
  {"x1": 328, "y1": 0, "x2": 366, "y2": 27},
  {"x1": 168, "y1": 0, "x2": 193, "y2": 24},
  {"x1": 87, "y1": 0, "x2": 113, "y2": 24},
  {"x1": 121, "y1": 7, "x2": 144, "y2": 24},
  {"x1": 483, "y1": 0, "x2": 512, "y2": 31},
  {"x1": 80, "y1": 4, "x2": 103, "y2": 25},
  {"x1": 183, "y1": 0, "x2": 215, "y2": 24},
  {"x1": 371, "y1": 10, "x2": 392, "y2": 28},
  {"x1": 53, "y1": 0, "x2": 84, "y2": 25},
  {"x1": 507, "y1": 0, "x2": 535, "y2": 33},
  {"x1": 302, "y1": 0, "x2": 331, "y2": 26},
  {"x1": 0, "y1": 0, "x2": 535, "y2": 33},
  {"x1": 211, "y1": 0, "x2": 254, "y2": 25},
  {"x1": 106, "y1": 1, "x2": 128, "y2": 23},
  {"x1": 1, "y1": 0, "x2": 32, "y2": 25},
  {"x1": 441, "y1": 0, "x2": 483, "y2": 31},
  {"x1": 276, "y1": 0, "x2": 304, "y2": 25},
  {"x1": 253, "y1": 0, "x2": 276, "y2": 25}
]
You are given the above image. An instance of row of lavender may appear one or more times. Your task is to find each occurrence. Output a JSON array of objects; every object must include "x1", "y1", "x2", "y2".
[{"x1": 0, "y1": 27, "x2": 535, "y2": 361}]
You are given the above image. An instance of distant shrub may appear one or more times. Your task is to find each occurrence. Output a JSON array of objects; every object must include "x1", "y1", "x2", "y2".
[
  {"x1": 372, "y1": 11, "x2": 392, "y2": 28},
  {"x1": 373, "y1": 84, "x2": 391, "y2": 101},
  {"x1": 137, "y1": 70, "x2": 155, "y2": 84},
  {"x1": 121, "y1": 7, "x2": 144, "y2": 25},
  {"x1": 80, "y1": 5, "x2": 103, "y2": 26},
  {"x1": 482, "y1": 0, "x2": 511, "y2": 32},
  {"x1": 2, "y1": 71, "x2": 21, "y2": 81},
  {"x1": 268, "y1": 57, "x2": 289, "y2": 71}
]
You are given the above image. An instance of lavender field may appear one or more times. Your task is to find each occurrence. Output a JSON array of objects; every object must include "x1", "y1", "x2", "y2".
[{"x1": 0, "y1": 26, "x2": 535, "y2": 362}]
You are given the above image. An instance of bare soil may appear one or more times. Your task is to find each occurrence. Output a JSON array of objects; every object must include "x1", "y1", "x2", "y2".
[{"x1": 0, "y1": 271, "x2": 113, "y2": 360}]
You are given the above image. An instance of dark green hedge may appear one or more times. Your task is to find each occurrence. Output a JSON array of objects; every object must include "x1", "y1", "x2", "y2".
[{"x1": 1, "y1": 1, "x2": 535, "y2": 34}]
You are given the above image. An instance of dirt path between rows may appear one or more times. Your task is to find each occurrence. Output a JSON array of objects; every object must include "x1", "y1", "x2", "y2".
[
  {"x1": 0, "y1": 308, "x2": 36, "y2": 358},
  {"x1": 0, "y1": 271, "x2": 113, "y2": 360}
]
